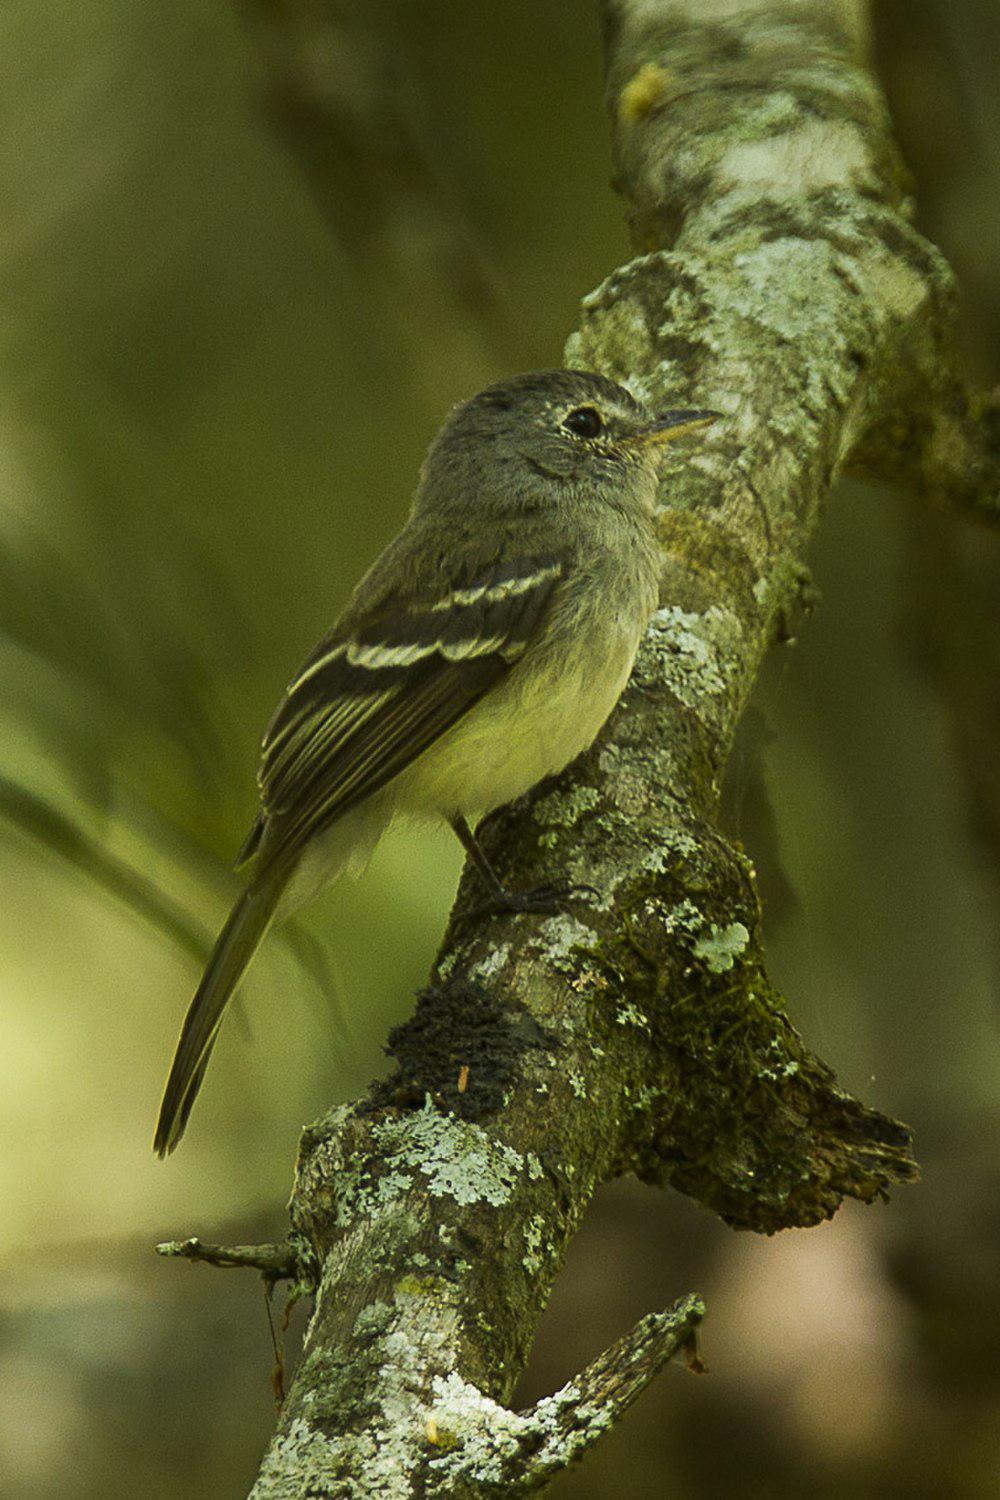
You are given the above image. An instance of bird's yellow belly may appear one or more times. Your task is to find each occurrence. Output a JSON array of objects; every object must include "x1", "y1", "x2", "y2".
[{"x1": 397, "y1": 620, "x2": 641, "y2": 822}]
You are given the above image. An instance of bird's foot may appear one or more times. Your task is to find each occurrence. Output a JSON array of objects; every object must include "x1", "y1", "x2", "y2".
[{"x1": 466, "y1": 879, "x2": 600, "y2": 921}]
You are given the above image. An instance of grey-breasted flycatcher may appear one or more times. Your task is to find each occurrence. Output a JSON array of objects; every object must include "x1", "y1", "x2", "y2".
[{"x1": 154, "y1": 369, "x2": 716, "y2": 1155}]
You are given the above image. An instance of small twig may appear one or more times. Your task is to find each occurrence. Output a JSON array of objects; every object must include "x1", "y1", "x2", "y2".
[{"x1": 155, "y1": 1236, "x2": 299, "y2": 1283}]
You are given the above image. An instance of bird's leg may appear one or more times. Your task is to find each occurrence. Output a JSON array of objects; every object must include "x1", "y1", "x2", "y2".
[{"x1": 449, "y1": 815, "x2": 598, "y2": 917}]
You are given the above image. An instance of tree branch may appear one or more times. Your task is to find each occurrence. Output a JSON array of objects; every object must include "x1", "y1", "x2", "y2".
[
  {"x1": 154, "y1": 2, "x2": 968, "y2": 1492},
  {"x1": 155, "y1": 1236, "x2": 300, "y2": 1283},
  {"x1": 854, "y1": 378, "x2": 1000, "y2": 525},
  {"x1": 418, "y1": 1297, "x2": 706, "y2": 1496}
]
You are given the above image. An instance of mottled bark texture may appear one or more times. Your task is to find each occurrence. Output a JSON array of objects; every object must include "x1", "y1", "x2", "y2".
[{"x1": 165, "y1": 1, "x2": 998, "y2": 1492}]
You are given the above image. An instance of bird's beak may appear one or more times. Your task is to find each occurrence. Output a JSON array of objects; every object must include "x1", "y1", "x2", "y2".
[{"x1": 629, "y1": 408, "x2": 721, "y2": 448}]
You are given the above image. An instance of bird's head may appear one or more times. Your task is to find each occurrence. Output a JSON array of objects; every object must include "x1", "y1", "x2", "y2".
[{"x1": 417, "y1": 369, "x2": 718, "y2": 516}]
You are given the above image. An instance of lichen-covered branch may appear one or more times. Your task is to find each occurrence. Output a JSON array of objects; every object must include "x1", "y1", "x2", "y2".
[
  {"x1": 156, "y1": 2, "x2": 976, "y2": 1493},
  {"x1": 256, "y1": 1290, "x2": 705, "y2": 1499},
  {"x1": 418, "y1": 1297, "x2": 706, "y2": 1497}
]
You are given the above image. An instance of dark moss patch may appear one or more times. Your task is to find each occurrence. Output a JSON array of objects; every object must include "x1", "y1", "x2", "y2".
[{"x1": 362, "y1": 982, "x2": 555, "y2": 1122}]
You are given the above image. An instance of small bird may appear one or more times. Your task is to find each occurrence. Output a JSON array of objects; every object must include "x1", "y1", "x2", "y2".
[{"x1": 154, "y1": 370, "x2": 716, "y2": 1155}]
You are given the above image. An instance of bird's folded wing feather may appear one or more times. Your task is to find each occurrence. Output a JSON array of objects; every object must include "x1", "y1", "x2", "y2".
[{"x1": 244, "y1": 555, "x2": 563, "y2": 873}]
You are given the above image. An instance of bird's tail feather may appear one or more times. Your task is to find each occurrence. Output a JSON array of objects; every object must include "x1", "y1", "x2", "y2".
[{"x1": 153, "y1": 872, "x2": 285, "y2": 1157}]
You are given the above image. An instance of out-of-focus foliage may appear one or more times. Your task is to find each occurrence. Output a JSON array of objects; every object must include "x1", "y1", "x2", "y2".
[{"x1": 0, "y1": 2, "x2": 997, "y2": 1497}]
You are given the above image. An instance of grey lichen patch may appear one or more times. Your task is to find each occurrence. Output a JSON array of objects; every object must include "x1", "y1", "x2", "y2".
[
  {"x1": 758, "y1": 1036, "x2": 802, "y2": 1083},
  {"x1": 595, "y1": 742, "x2": 663, "y2": 822},
  {"x1": 651, "y1": 899, "x2": 752, "y2": 973},
  {"x1": 532, "y1": 912, "x2": 597, "y2": 971},
  {"x1": 371, "y1": 1102, "x2": 530, "y2": 1209},
  {"x1": 468, "y1": 943, "x2": 510, "y2": 982},
  {"x1": 333, "y1": 1162, "x2": 416, "y2": 1230},
  {"x1": 534, "y1": 783, "x2": 601, "y2": 830},
  {"x1": 716, "y1": 117, "x2": 875, "y2": 203},
  {"x1": 436, "y1": 949, "x2": 459, "y2": 981},
  {"x1": 664, "y1": 898, "x2": 706, "y2": 939},
  {"x1": 423, "y1": 1359, "x2": 628, "y2": 1490},
  {"x1": 292, "y1": 1249, "x2": 693, "y2": 1496},
  {"x1": 425, "y1": 1373, "x2": 528, "y2": 1486},
  {"x1": 566, "y1": 283, "x2": 651, "y2": 375},
  {"x1": 615, "y1": 1002, "x2": 650, "y2": 1029},
  {"x1": 693, "y1": 921, "x2": 751, "y2": 973},
  {"x1": 353, "y1": 1300, "x2": 393, "y2": 1339},
  {"x1": 860, "y1": 245, "x2": 930, "y2": 325},
  {"x1": 329, "y1": 1100, "x2": 536, "y2": 1228},
  {"x1": 571, "y1": 248, "x2": 686, "y2": 342},
  {"x1": 728, "y1": 236, "x2": 847, "y2": 344},
  {"x1": 250, "y1": 1417, "x2": 341, "y2": 1499},
  {"x1": 522, "y1": 1213, "x2": 547, "y2": 1275},
  {"x1": 423, "y1": 1369, "x2": 610, "y2": 1488},
  {"x1": 641, "y1": 829, "x2": 700, "y2": 874},
  {"x1": 643, "y1": 604, "x2": 742, "y2": 717},
  {"x1": 261, "y1": 1271, "x2": 476, "y2": 1493}
]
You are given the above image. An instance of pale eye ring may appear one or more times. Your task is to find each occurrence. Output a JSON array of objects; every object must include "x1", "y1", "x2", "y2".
[{"x1": 562, "y1": 406, "x2": 603, "y2": 439}]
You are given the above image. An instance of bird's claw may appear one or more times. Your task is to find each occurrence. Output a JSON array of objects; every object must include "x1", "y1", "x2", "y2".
[{"x1": 466, "y1": 879, "x2": 600, "y2": 921}]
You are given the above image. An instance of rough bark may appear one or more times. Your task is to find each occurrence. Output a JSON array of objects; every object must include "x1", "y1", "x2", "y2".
[{"x1": 157, "y1": 1, "x2": 1000, "y2": 1492}]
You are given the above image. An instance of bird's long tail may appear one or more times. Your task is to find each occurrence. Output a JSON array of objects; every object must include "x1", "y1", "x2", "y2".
[{"x1": 153, "y1": 871, "x2": 285, "y2": 1157}]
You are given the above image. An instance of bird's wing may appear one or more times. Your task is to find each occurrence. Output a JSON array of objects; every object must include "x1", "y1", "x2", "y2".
[{"x1": 244, "y1": 555, "x2": 563, "y2": 873}]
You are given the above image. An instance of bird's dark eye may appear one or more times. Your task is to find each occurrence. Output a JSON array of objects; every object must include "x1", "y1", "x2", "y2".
[{"x1": 562, "y1": 406, "x2": 603, "y2": 439}]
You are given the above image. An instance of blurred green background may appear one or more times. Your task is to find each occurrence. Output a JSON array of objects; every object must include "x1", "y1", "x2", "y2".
[{"x1": 1, "y1": 3, "x2": 998, "y2": 1496}]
